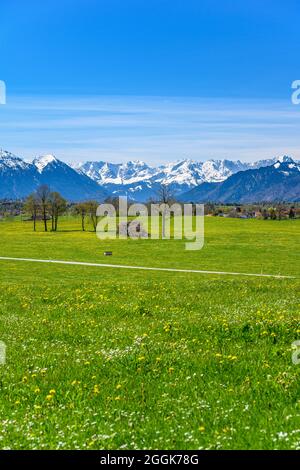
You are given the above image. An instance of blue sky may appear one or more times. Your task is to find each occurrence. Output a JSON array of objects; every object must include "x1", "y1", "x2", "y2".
[{"x1": 0, "y1": 0, "x2": 300, "y2": 163}]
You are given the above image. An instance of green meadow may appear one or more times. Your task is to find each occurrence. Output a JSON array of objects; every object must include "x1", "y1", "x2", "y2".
[{"x1": 0, "y1": 216, "x2": 299, "y2": 449}]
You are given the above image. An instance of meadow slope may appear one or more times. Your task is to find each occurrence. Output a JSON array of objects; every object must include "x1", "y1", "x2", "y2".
[{"x1": 0, "y1": 216, "x2": 299, "y2": 449}]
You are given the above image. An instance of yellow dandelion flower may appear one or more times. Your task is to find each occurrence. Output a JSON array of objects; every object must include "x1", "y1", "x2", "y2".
[{"x1": 223, "y1": 427, "x2": 230, "y2": 433}]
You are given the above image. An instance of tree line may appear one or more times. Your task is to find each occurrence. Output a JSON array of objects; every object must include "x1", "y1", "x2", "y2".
[
  {"x1": 24, "y1": 184, "x2": 175, "y2": 232},
  {"x1": 18, "y1": 185, "x2": 300, "y2": 233},
  {"x1": 24, "y1": 185, "x2": 99, "y2": 232}
]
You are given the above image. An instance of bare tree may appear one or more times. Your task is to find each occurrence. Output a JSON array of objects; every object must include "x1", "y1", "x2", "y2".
[
  {"x1": 36, "y1": 185, "x2": 50, "y2": 232},
  {"x1": 157, "y1": 184, "x2": 173, "y2": 204},
  {"x1": 48, "y1": 192, "x2": 67, "y2": 231},
  {"x1": 74, "y1": 202, "x2": 87, "y2": 231},
  {"x1": 156, "y1": 184, "x2": 174, "y2": 238},
  {"x1": 24, "y1": 193, "x2": 39, "y2": 231},
  {"x1": 85, "y1": 200, "x2": 98, "y2": 231}
]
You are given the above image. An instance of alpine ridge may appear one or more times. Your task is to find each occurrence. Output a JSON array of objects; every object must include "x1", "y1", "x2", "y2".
[
  {"x1": 0, "y1": 149, "x2": 299, "y2": 202},
  {"x1": 180, "y1": 159, "x2": 300, "y2": 203},
  {"x1": 0, "y1": 150, "x2": 107, "y2": 201},
  {"x1": 74, "y1": 155, "x2": 299, "y2": 201}
]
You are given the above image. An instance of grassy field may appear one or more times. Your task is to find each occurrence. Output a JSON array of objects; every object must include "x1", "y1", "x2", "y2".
[{"x1": 0, "y1": 216, "x2": 299, "y2": 449}]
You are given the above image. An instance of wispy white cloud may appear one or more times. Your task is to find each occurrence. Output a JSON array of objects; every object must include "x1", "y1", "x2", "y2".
[{"x1": 0, "y1": 95, "x2": 299, "y2": 164}]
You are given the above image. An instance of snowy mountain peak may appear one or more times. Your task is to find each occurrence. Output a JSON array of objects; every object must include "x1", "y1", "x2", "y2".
[
  {"x1": 277, "y1": 155, "x2": 294, "y2": 163},
  {"x1": 33, "y1": 154, "x2": 58, "y2": 173},
  {"x1": 125, "y1": 160, "x2": 148, "y2": 167},
  {"x1": 0, "y1": 149, "x2": 16, "y2": 159},
  {"x1": 273, "y1": 158, "x2": 300, "y2": 173},
  {"x1": 0, "y1": 149, "x2": 31, "y2": 170}
]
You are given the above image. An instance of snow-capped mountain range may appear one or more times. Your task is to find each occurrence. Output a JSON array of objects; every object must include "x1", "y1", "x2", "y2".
[
  {"x1": 0, "y1": 150, "x2": 107, "y2": 201},
  {"x1": 180, "y1": 159, "x2": 300, "y2": 203},
  {"x1": 73, "y1": 155, "x2": 299, "y2": 201},
  {"x1": 0, "y1": 148, "x2": 299, "y2": 202}
]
